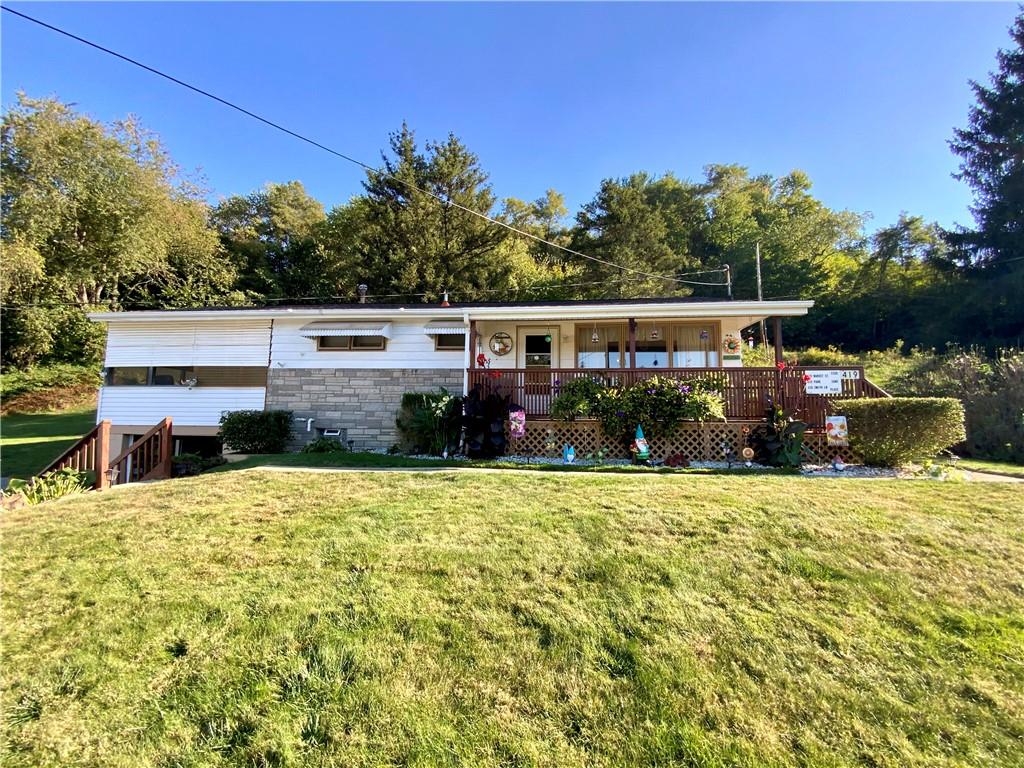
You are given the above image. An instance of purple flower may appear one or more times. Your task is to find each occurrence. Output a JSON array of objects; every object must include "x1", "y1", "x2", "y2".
[
  {"x1": 646, "y1": 388, "x2": 655, "y2": 395},
  {"x1": 616, "y1": 410, "x2": 625, "y2": 417},
  {"x1": 681, "y1": 385, "x2": 691, "y2": 394}
]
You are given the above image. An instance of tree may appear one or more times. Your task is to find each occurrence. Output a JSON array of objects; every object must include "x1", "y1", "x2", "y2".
[
  {"x1": 358, "y1": 123, "x2": 511, "y2": 301},
  {"x1": 0, "y1": 94, "x2": 226, "y2": 366},
  {"x1": 571, "y1": 173, "x2": 699, "y2": 297},
  {"x1": 946, "y1": 10, "x2": 1024, "y2": 348},
  {"x1": 211, "y1": 181, "x2": 326, "y2": 299},
  {"x1": 949, "y1": 11, "x2": 1024, "y2": 269}
]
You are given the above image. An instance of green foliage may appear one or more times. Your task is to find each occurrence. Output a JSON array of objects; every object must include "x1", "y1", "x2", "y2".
[
  {"x1": 549, "y1": 376, "x2": 608, "y2": 421},
  {"x1": 395, "y1": 389, "x2": 463, "y2": 455},
  {"x1": 300, "y1": 437, "x2": 349, "y2": 454},
  {"x1": 218, "y1": 410, "x2": 293, "y2": 454},
  {"x1": 0, "y1": 364, "x2": 101, "y2": 401},
  {"x1": 749, "y1": 403, "x2": 808, "y2": 468},
  {"x1": 842, "y1": 398, "x2": 967, "y2": 467},
  {"x1": 592, "y1": 376, "x2": 726, "y2": 440},
  {"x1": 171, "y1": 452, "x2": 227, "y2": 477},
  {"x1": 4, "y1": 467, "x2": 91, "y2": 504}
]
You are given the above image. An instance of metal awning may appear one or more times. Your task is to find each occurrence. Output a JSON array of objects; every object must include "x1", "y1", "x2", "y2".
[
  {"x1": 298, "y1": 321, "x2": 392, "y2": 338},
  {"x1": 423, "y1": 321, "x2": 468, "y2": 335}
]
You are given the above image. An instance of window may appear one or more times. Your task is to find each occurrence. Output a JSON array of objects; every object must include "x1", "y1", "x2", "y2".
[
  {"x1": 106, "y1": 367, "x2": 149, "y2": 385},
  {"x1": 104, "y1": 367, "x2": 267, "y2": 387},
  {"x1": 435, "y1": 333, "x2": 466, "y2": 351},
  {"x1": 524, "y1": 334, "x2": 552, "y2": 368},
  {"x1": 152, "y1": 366, "x2": 194, "y2": 385},
  {"x1": 316, "y1": 335, "x2": 386, "y2": 351},
  {"x1": 573, "y1": 322, "x2": 720, "y2": 369},
  {"x1": 671, "y1": 325, "x2": 718, "y2": 368},
  {"x1": 576, "y1": 326, "x2": 625, "y2": 368}
]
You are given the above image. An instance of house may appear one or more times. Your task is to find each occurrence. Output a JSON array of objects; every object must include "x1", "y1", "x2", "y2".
[{"x1": 88, "y1": 296, "x2": 885, "y2": 460}]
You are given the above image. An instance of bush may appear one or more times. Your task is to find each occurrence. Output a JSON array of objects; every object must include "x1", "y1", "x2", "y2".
[
  {"x1": 0, "y1": 364, "x2": 101, "y2": 400},
  {"x1": 748, "y1": 402, "x2": 808, "y2": 468},
  {"x1": 593, "y1": 376, "x2": 726, "y2": 440},
  {"x1": 3, "y1": 467, "x2": 91, "y2": 505},
  {"x1": 549, "y1": 376, "x2": 607, "y2": 421},
  {"x1": 842, "y1": 397, "x2": 966, "y2": 467},
  {"x1": 300, "y1": 437, "x2": 349, "y2": 454},
  {"x1": 171, "y1": 452, "x2": 227, "y2": 476},
  {"x1": 218, "y1": 410, "x2": 293, "y2": 453},
  {"x1": 396, "y1": 389, "x2": 463, "y2": 455}
]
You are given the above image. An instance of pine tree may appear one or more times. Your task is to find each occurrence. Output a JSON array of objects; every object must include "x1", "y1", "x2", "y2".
[{"x1": 949, "y1": 11, "x2": 1024, "y2": 269}]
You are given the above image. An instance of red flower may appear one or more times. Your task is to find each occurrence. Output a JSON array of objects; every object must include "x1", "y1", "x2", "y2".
[
  {"x1": 488, "y1": 370, "x2": 501, "y2": 380},
  {"x1": 802, "y1": 373, "x2": 812, "y2": 382},
  {"x1": 776, "y1": 361, "x2": 787, "y2": 370},
  {"x1": 476, "y1": 353, "x2": 488, "y2": 367}
]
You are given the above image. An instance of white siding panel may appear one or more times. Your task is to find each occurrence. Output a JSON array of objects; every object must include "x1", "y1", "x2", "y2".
[
  {"x1": 270, "y1": 318, "x2": 463, "y2": 369},
  {"x1": 97, "y1": 387, "x2": 267, "y2": 427},
  {"x1": 105, "y1": 320, "x2": 272, "y2": 367}
]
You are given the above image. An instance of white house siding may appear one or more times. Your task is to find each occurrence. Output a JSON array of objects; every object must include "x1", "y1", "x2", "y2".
[
  {"x1": 270, "y1": 318, "x2": 464, "y2": 369},
  {"x1": 97, "y1": 387, "x2": 267, "y2": 428},
  {"x1": 104, "y1": 320, "x2": 272, "y2": 367}
]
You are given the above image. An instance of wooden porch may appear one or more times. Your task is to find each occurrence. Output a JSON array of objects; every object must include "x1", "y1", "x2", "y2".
[{"x1": 467, "y1": 366, "x2": 889, "y2": 428}]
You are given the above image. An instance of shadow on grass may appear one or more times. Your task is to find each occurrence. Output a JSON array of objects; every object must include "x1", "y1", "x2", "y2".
[{"x1": 211, "y1": 451, "x2": 796, "y2": 476}]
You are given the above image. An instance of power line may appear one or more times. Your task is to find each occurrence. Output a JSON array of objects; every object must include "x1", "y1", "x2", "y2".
[{"x1": 2, "y1": 5, "x2": 723, "y2": 289}]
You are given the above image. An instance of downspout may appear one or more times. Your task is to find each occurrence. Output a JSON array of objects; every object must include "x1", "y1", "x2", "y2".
[
  {"x1": 462, "y1": 311, "x2": 471, "y2": 397},
  {"x1": 264, "y1": 319, "x2": 274, "y2": 410}
]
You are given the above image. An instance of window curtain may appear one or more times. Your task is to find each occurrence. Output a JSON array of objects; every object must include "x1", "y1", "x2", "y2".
[
  {"x1": 576, "y1": 325, "x2": 625, "y2": 368},
  {"x1": 672, "y1": 325, "x2": 718, "y2": 367}
]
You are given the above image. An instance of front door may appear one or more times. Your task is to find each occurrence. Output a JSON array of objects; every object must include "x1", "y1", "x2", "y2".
[{"x1": 517, "y1": 328, "x2": 559, "y2": 415}]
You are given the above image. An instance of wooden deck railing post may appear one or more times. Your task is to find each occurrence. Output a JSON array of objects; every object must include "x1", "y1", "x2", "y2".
[
  {"x1": 160, "y1": 418, "x2": 174, "y2": 479},
  {"x1": 94, "y1": 420, "x2": 111, "y2": 490}
]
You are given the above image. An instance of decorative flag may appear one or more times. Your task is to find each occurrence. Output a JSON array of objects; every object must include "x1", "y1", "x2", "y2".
[{"x1": 508, "y1": 407, "x2": 526, "y2": 439}]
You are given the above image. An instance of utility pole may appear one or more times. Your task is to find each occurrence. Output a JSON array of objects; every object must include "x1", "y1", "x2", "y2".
[{"x1": 756, "y1": 242, "x2": 767, "y2": 349}]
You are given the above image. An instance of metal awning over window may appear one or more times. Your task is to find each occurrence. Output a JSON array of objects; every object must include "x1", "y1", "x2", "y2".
[
  {"x1": 298, "y1": 321, "x2": 392, "y2": 338},
  {"x1": 423, "y1": 321, "x2": 468, "y2": 335}
]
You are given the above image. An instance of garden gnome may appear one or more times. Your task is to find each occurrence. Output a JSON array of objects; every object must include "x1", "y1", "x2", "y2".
[{"x1": 632, "y1": 425, "x2": 650, "y2": 463}]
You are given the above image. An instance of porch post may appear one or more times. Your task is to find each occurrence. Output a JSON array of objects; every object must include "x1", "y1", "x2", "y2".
[
  {"x1": 468, "y1": 320, "x2": 478, "y2": 368},
  {"x1": 772, "y1": 316, "x2": 785, "y2": 408},
  {"x1": 772, "y1": 316, "x2": 784, "y2": 365},
  {"x1": 628, "y1": 318, "x2": 637, "y2": 369}
]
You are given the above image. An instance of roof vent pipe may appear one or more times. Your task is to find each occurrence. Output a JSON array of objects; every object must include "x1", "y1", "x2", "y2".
[
  {"x1": 357, "y1": 284, "x2": 368, "y2": 304},
  {"x1": 440, "y1": 291, "x2": 450, "y2": 307}
]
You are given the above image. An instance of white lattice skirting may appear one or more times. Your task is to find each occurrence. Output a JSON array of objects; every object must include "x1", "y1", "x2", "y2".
[{"x1": 506, "y1": 420, "x2": 860, "y2": 464}]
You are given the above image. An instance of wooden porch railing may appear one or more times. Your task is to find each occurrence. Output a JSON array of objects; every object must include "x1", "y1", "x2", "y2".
[
  {"x1": 36, "y1": 420, "x2": 112, "y2": 490},
  {"x1": 467, "y1": 366, "x2": 888, "y2": 427},
  {"x1": 107, "y1": 417, "x2": 174, "y2": 485}
]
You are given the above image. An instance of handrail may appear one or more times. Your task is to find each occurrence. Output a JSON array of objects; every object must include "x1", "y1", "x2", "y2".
[
  {"x1": 36, "y1": 420, "x2": 111, "y2": 490},
  {"x1": 107, "y1": 417, "x2": 173, "y2": 485}
]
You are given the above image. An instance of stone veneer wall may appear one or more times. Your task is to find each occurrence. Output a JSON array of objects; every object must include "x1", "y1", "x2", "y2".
[{"x1": 266, "y1": 368, "x2": 463, "y2": 451}]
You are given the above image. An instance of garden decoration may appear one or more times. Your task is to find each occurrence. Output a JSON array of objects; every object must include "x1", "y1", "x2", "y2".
[
  {"x1": 489, "y1": 332, "x2": 512, "y2": 356},
  {"x1": 631, "y1": 425, "x2": 650, "y2": 463},
  {"x1": 562, "y1": 444, "x2": 576, "y2": 464},
  {"x1": 508, "y1": 405, "x2": 527, "y2": 462}
]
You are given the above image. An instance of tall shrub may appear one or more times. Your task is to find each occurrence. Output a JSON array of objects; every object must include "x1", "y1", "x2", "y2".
[
  {"x1": 218, "y1": 410, "x2": 293, "y2": 453},
  {"x1": 841, "y1": 398, "x2": 966, "y2": 467}
]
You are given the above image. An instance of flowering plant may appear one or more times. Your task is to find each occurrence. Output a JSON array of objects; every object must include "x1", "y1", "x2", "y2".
[{"x1": 593, "y1": 376, "x2": 725, "y2": 440}]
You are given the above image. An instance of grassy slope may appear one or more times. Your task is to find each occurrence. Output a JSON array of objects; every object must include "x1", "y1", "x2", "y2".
[
  {"x1": 3, "y1": 472, "x2": 1022, "y2": 768},
  {"x1": 0, "y1": 407, "x2": 97, "y2": 479},
  {"x1": 956, "y1": 458, "x2": 1024, "y2": 478}
]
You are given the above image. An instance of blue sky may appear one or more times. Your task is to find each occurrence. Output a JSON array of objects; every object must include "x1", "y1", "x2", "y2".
[{"x1": 1, "y1": 2, "x2": 1017, "y2": 231}]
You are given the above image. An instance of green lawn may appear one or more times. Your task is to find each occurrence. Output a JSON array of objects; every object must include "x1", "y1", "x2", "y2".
[
  {"x1": 216, "y1": 451, "x2": 792, "y2": 475},
  {"x1": 955, "y1": 458, "x2": 1024, "y2": 478},
  {"x1": 0, "y1": 406, "x2": 97, "y2": 479},
  {"x1": 3, "y1": 472, "x2": 1023, "y2": 767}
]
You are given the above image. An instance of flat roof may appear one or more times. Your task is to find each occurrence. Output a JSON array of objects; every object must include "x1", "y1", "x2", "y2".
[{"x1": 90, "y1": 297, "x2": 814, "y2": 323}]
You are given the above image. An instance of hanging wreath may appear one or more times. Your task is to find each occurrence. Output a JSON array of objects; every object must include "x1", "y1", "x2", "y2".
[
  {"x1": 489, "y1": 332, "x2": 513, "y2": 356},
  {"x1": 723, "y1": 335, "x2": 742, "y2": 355}
]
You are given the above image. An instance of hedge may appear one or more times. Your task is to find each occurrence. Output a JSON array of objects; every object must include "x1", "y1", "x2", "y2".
[
  {"x1": 218, "y1": 410, "x2": 293, "y2": 453},
  {"x1": 841, "y1": 398, "x2": 965, "y2": 467}
]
